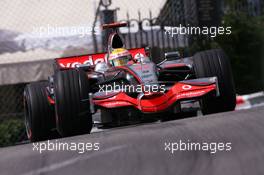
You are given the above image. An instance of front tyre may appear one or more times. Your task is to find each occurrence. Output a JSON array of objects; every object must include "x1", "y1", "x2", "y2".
[
  {"x1": 54, "y1": 69, "x2": 93, "y2": 137},
  {"x1": 193, "y1": 49, "x2": 236, "y2": 115},
  {"x1": 24, "y1": 81, "x2": 55, "y2": 142}
]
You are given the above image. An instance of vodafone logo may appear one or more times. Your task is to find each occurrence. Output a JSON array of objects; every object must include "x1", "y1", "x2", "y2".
[
  {"x1": 182, "y1": 85, "x2": 192, "y2": 90},
  {"x1": 57, "y1": 48, "x2": 147, "y2": 68},
  {"x1": 59, "y1": 57, "x2": 105, "y2": 68},
  {"x1": 104, "y1": 101, "x2": 130, "y2": 107},
  {"x1": 176, "y1": 90, "x2": 205, "y2": 98}
]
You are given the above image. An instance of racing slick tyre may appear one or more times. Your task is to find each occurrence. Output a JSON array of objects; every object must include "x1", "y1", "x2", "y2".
[
  {"x1": 193, "y1": 49, "x2": 236, "y2": 115},
  {"x1": 54, "y1": 69, "x2": 93, "y2": 137},
  {"x1": 24, "y1": 81, "x2": 56, "y2": 142}
]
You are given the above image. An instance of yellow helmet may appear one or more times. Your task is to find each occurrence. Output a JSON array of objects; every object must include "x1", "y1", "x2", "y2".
[{"x1": 108, "y1": 48, "x2": 132, "y2": 66}]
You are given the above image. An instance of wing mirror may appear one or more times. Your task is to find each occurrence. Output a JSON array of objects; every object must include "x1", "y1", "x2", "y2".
[{"x1": 164, "y1": 51, "x2": 181, "y2": 60}]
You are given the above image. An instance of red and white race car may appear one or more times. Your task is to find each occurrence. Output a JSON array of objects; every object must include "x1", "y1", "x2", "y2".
[{"x1": 24, "y1": 23, "x2": 236, "y2": 141}]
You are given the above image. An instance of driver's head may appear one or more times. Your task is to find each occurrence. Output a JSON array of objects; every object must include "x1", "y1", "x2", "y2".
[{"x1": 108, "y1": 48, "x2": 132, "y2": 66}]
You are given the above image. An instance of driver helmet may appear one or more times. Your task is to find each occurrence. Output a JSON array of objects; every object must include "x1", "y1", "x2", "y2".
[{"x1": 108, "y1": 48, "x2": 132, "y2": 66}]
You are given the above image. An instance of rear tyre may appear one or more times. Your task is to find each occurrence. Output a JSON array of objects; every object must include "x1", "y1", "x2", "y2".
[
  {"x1": 54, "y1": 69, "x2": 93, "y2": 137},
  {"x1": 24, "y1": 81, "x2": 55, "y2": 142},
  {"x1": 193, "y1": 49, "x2": 236, "y2": 115}
]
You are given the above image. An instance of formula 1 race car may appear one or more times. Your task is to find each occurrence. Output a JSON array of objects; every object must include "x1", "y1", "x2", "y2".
[{"x1": 24, "y1": 22, "x2": 236, "y2": 141}]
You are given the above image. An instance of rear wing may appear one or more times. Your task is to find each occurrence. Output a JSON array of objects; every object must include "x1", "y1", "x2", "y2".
[
  {"x1": 102, "y1": 22, "x2": 127, "y2": 30},
  {"x1": 55, "y1": 48, "x2": 148, "y2": 69}
]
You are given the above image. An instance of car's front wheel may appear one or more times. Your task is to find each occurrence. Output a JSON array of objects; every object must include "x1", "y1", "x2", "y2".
[
  {"x1": 193, "y1": 49, "x2": 236, "y2": 115},
  {"x1": 54, "y1": 69, "x2": 93, "y2": 137},
  {"x1": 24, "y1": 81, "x2": 56, "y2": 142}
]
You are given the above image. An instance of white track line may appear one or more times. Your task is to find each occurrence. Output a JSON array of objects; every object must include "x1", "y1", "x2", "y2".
[{"x1": 20, "y1": 145, "x2": 126, "y2": 175}]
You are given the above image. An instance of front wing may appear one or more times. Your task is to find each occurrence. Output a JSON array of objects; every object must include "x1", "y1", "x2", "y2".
[{"x1": 93, "y1": 77, "x2": 219, "y2": 113}]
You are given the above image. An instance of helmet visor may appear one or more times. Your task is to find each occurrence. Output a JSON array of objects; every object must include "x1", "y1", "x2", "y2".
[{"x1": 110, "y1": 55, "x2": 131, "y2": 66}]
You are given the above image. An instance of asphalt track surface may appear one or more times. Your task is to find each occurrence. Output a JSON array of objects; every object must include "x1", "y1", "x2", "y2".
[{"x1": 1, "y1": 107, "x2": 264, "y2": 175}]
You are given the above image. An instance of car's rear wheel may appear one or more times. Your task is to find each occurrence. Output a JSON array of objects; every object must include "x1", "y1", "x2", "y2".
[
  {"x1": 54, "y1": 69, "x2": 93, "y2": 137},
  {"x1": 193, "y1": 49, "x2": 236, "y2": 115},
  {"x1": 24, "y1": 81, "x2": 56, "y2": 142}
]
